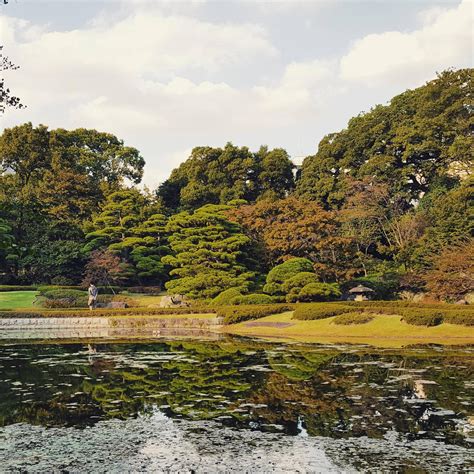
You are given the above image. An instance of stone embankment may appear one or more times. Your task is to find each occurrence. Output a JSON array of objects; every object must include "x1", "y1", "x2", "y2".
[{"x1": 0, "y1": 316, "x2": 223, "y2": 340}]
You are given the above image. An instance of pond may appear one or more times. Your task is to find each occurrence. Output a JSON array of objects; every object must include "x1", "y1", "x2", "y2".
[{"x1": 0, "y1": 337, "x2": 473, "y2": 472}]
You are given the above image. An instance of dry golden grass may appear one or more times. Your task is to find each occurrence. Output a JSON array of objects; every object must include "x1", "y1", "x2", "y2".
[{"x1": 222, "y1": 311, "x2": 474, "y2": 348}]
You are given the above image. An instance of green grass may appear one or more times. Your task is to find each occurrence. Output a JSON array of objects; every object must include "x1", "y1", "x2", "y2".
[{"x1": 0, "y1": 291, "x2": 39, "y2": 310}]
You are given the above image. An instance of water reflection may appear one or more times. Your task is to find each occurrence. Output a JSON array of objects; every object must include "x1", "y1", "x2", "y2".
[{"x1": 0, "y1": 339, "x2": 472, "y2": 449}]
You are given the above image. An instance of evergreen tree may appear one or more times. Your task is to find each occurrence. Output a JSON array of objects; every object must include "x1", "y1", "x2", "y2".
[
  {"x1": 85, "y1": 190, "x2": 170, "y2": 285},
  {"x1": 163, "y1": 204, "x2": 258, "y2": 298},
  {"x1": 157, "y1": 143, "x2": 295, "y2": 211}
]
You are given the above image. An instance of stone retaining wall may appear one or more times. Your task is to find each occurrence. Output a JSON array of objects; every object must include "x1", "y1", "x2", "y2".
[{"x1": 0, "y1": 316, "x2": 224, "y2": 340}]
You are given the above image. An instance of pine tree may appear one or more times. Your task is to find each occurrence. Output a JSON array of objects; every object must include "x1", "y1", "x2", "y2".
[{"x1": 163, "y1": 204, "x2": 258, "y2": 299}]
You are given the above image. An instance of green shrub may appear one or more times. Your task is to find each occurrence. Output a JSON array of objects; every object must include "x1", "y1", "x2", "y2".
[
  {"x1": 126, "y1": 286, "x2": 162, "y2": 295},
  {"x1": 217, "y1": 304, "x2": 293, "y2": 325},
  {"x1": 262, "y1": 282, "x2": 283, "y2": 296},
  {"x1": 0, "y1": 285, "x2": 37, "y2": 292},
  {"x1": 293, "y1": 303, "x2": 356, "y2": 320},
  {"x1": 37, "y1": 285, "x2": 84, "y2": 294},
  {"x1": 333, "y1": 313, "x2": 375, "y2": 325},
  {"x1": 294, "y1": 282, "x2": 341, "y2": 303},
  {"x1": 231, "y1": 294, "x2": 274, "y2": 305},
  {"x1": 50, "y1": 276, "x2": 76, "y2": 286},
  {"x1": 212, "y1": 288, "x2": 243, "y2": 306},
  {"x1": 0, "y1": 306, "x2": 216, "y2": 319},
  {"x1": 266, "y1": 259, "x2": 314, "y2": 287},
  {"x1": 281, "y1": 272, "x2": 319, "y2": 294},
  {"x1": 41, "y1": 289, "x2": 86, "y2": 299},
  {"x1": 401, "y1": 313, "x2": 443, "y2": 327},
  {"x1": 443, "y1": 312, "x2": 474, "y2": 326},
  {"x1": 346, "y1": 300, "x2": 473, "y2": 311}
]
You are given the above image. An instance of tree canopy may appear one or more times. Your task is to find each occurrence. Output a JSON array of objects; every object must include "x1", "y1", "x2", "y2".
[
  {"x1": 296, "y1": 69, "x2": 473, "y2": 210},
  {"x1": 157, "y1": 143, "x2": 295, "y2": 211}
]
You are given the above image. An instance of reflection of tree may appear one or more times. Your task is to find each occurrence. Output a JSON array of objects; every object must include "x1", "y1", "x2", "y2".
[{"x1": 0, "y1": 343, "x2": 472, "y2": 448}]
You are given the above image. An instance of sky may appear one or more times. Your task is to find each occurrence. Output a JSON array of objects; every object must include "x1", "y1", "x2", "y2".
[{"x1": 0, "y1": 0, "x2": 473, "y2": 188}]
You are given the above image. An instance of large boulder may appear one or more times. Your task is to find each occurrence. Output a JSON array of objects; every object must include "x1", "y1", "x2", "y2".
[{"x1": 159, "y1": 294, "x2": 190, "y2": 308}]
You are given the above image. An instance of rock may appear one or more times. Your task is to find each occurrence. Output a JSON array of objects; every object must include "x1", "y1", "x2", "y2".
[
  {"x1": 106, "y1": 302, "x2": 128, "y2": 309},
  {"x1": 454, "y1": 299, "x2": 468, "y2": 305},
  {"x1": 159, "y1": 294, "x2": 190, "y2": 308}
]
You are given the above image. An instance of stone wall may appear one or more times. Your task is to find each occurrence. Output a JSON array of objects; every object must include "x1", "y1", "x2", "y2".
[{"x1": 0, "y1": 316, "x2": 224, "y2": 340}]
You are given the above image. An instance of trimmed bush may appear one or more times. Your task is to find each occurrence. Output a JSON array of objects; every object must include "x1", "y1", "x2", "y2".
[
  {"x1": 217, "y1": 304, "x2": 293, "y2": 325},
  {"x1": 281, "y1": 272, "x2": 319, "y2": 294},
  {"x1": 401, "y1": 313, "x2": 443, "y2": 327},
  {"x1": 0, "y1": 285, "x2": 37, "y2": 292},
  {"x1": 231, "y1": 294, "x2": 274, "y2": 305},
  {"x1": 333, "y1": 313, "x2": 375, "y2": 325},
  {"x1": 262, "y1": 282, "x2": 283, "y2": 296},
  {"x1": 0, "y1": 306, "x2": 217, "y2": 319},
  {"x1": 212, "y1": 288, "x2": 243, "y2": 306},
  {"x1": 266, "y1": 258, "x2": 314, "y2": 289},
  {"x1": 443, "y1": 312, "x2": 474, "y2": 326},
  {"x1": 37, "y1": 285, "x2": 84, "y2": 294},
  {"x1": 293, "y1": 303, "x2": 356, "y2": 321},
  {"x1": 293, "y1": 282, "x2": 341, "y2": 303},
  {"x1": 346, "y1": 300, "x2": 473, "y2": 311},
  {"x1": 126, "y1": 286, "x2": 162, "y2": 295}
]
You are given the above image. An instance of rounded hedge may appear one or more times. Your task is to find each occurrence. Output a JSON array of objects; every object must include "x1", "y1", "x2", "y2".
[
  {"x1": 231, "y1": 294, "x2": 274, "y2": 305},
  {"x1": 212, "y1": 288, "x2": 243, "y2": 306}
]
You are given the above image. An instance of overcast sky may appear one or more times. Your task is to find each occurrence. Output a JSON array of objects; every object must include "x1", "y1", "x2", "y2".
[{"x1": 1, "y1": 0, "x2": 472, "y2": 188}]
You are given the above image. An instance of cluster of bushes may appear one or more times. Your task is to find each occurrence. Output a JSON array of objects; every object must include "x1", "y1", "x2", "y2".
[
  {"x1": 125, "y1": 286, "x2": 162, "y2": 295},
  {"x1": 292, "y1": 303, "x2": 354, "y2": 321},
  {"x1": 333, "y1": 313, "x2": 375, "y2": 325},
  {"x1": 37, "y1": 285, "x2": 123, "y2": 295},
  {"x1": 37, "y1": 288, "x2": 138, "y2": 309},
  {"x1": 211, "y1": 258, "x2": 343, "y2": 306},
  {"x1": 291, "y1": 301, "x2": 473, "y2": 327},
  {"x1": 263, "y1": 258, "x2": 342, "y2": 303},
  {"x1": 216, "y1": 304, "x2": 293, "y2": 325},
  {"x1": 346, "y1": 300, "x2": 474, "y2": 310},
  {"x1": 0, "y1": 306, "x2": 216, "y2": 319}
]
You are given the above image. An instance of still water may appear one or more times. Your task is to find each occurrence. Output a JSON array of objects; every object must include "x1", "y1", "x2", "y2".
[{"x1": 0, "y1": 337, "x2": 473, "y2": 472}]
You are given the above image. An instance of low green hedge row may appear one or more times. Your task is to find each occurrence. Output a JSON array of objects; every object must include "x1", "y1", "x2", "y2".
[
  {"x1": 217, "y1": 304, "x2": 293, "y2": 325},
  {"x1": 347, "y1": 300, "x2": 473, "y2": 311},
  {"x1": 0, "y1": 306, "x2": 215, "y2": 319},
  {"x1": 231, "y1": 294, "x2": 275, "y2": 305},
  {"x1": 37, "y1": 285, "x2": 123, "y2": 295},
  {"x1": 0, "y1": 285, "x2": 38, "y2": 292},
  {"x1": 292, "y1": 303, "x2": 355, "y2": 321},
  {"x1": 401, "y1": 313, "x2": 444, "y2": 327},
  {"x1": 333, "y1": 313, "x2": 375, "y2": 325},
  {"x1": 443, "y1": 312, "x2": 474, "y2": 326},
  {"x1": 292, "y1": 302, "x2": 473, "y2": 326}
]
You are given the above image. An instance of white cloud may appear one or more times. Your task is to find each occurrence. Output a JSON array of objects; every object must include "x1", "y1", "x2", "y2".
[
  {"x1": 340, "y1": 0, "x2": 473, "y2": 85},
  {"x1": 0, "y1": 1, "x2": 472, "y2": 187}
]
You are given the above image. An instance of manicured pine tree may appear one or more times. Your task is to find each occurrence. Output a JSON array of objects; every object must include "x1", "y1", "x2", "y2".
[
  {"x1": 162, "y1": 204, "x2": 258, "y2": 299},
  {"x1": 85, "y1": 189, "x2": 170, "y2": 285}
]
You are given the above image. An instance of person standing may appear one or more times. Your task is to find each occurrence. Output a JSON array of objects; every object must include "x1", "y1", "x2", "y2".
[{"x1": 88, "y1": 283, "x2": 99, "y2": 310}]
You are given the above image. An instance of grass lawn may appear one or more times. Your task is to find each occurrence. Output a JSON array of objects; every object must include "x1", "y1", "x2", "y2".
[
  {"x1": 0, "y1": 291, "x2": 39, "y2": 310},
  {"x1": 223, "y1": 312, "x2": 474, "y2": 348},
  {"x1": 128, "y1": 294, "x2": 164, "y2": 307}
]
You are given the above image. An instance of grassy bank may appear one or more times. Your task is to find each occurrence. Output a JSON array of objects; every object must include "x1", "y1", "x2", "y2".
[
  {"x1": 0, "y1": 291, "x2": 38, "y2": 310},
  {"x1": 223, "y1": 312, "x2": 474, "y2": 348}
]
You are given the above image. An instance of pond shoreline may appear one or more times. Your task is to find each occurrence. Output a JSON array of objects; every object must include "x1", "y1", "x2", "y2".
[{"x1": 1, "y1": 312, "x2": 473, "y2": 347}]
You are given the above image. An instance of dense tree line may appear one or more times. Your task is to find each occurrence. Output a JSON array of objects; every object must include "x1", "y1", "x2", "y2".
[{"x1": 0, "y1": 69, "x2": 472, "y2": 301}]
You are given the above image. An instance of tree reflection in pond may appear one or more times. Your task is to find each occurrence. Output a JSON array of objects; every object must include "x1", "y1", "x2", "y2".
[{"x1": 0, "y1": 340, "x2": 472, "y2": 448}]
